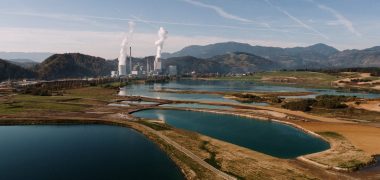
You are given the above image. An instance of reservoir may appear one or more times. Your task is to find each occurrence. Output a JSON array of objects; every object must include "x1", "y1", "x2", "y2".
[
  {"x1": 133, "y1": 109, "x2": 330, "y2": 158},
  {"x1": 160, "y1": 103, "x2": 233, "y2": 109},
  {"x1": 0, "y1": 125, "x2": 183, "y2": 180},
  {"x1": 120, "y1": 80, "x2": 380, "y2": 101}
]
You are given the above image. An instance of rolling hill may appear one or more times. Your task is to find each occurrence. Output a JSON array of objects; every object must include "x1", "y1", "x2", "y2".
[
  {"x1": 0, "y1": 59, "x2": 36, "y2": 81},
  {"x1": 35, "y1": 53, "x2": 117, "y2": 80}
]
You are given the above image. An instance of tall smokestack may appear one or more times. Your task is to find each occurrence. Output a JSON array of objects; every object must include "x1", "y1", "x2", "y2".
[
  {"x1": 129, "y1": 46, "x2": 132, "y2": 73},
  {"x1": 147, "y1": 58, "x2": 150, "y2": 73},
  {"x1": 118, "y1": 21, "x2": 135, "y2": 76},
  {"x1": 154, "y1": 27, "x2": 168, "y2": 73}
]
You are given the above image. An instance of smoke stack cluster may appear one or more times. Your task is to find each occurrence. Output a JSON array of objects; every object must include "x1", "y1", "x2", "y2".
[
  {"x1": 118, "y1": 21, "x2": 135, "y2": 76},
  {"x1": 154, "y1": 27, "x2": 168, "y2": 72}
]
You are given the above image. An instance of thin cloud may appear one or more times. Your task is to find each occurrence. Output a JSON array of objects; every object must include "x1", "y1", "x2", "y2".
[
  {"x1": 317, "y1": 4, "x2": 361, "y2": 37},
  {"x1": 264, "y1": 0, "x2": 329, "y2": 40},
  {"x1": 181, "y1": 0, "x2": 253, "y2": 23},
  {"x1": 0, "y1": 27, "x2": 308, "y2": 58},
  {"x1": 0, "y1": 11, "x2": 320, "y2": 36}
]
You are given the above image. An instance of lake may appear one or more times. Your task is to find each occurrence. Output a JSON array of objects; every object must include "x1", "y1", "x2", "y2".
[
  {"x1": 133, "y1": 109, "x2": 330, "y2": 158},
  {"x1": 119, "y1": 80, "x2": 380, "y2": 104},
  {"x1": 0, "y1": 125, "x2": 183, "y2": 180}
]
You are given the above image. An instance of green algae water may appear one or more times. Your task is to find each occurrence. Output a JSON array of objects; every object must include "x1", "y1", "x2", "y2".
[
  {"x1": 133, "y1": 109, "x2": 330, "y2": 158},
  {"x1": 0, "y1": 125, "x2": 183, "y2": 180}
]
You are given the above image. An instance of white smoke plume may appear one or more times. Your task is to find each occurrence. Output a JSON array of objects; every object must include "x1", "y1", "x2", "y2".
[
  {"x1": 118, "y1": 21, "x2": 135, "y2": 66},
  {"x1": 155, "y1": 27, "x2": 168, "y2": 59}
]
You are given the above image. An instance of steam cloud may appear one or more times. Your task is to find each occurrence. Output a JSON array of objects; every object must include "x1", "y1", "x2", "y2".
[
  {"x1": 155, "y1": 27, "x2": 168, "y2": 60},
  {"x1": 118, "y1": 21, "x2": 135, "y2": 66}
]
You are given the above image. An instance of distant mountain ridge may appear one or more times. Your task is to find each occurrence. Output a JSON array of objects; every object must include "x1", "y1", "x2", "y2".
[
  {"x1": 2, "y1": 42, "x2": 380, "y2": 81},
  {"x1": 163, "y1": 42, "x2": 380, "y2": 69},
  {"x1": 6, "y1": 59, "x2": 39, "y2": 69},
  {"x1": 0, "y1": 59, "x2": 36, "y2": 81},
  {"x1": 0, "y1": 52, "x2": 53, "y2": 62}
]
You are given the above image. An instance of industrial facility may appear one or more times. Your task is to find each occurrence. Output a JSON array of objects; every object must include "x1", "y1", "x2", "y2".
[{"x1": 113, "y1": 26, "x2": 172, "y2": 78}]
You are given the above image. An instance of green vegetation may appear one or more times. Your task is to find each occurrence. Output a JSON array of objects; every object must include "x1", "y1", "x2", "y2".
[
  {"x1": 101, "y1": 82, "x2": 128, "y2": 89},
  {"x1": 0, "y1": 86, "x2": 117, "y2": 115},
  {"x1": 310, "y1": 107, "x2": 380, "y2": 122},
  {"x1": 67, "y1": 86, "x2": 115, "y2": 100},
  {"x1": 233, "y1": 93, "x2": 265, "y2": 103},
  {"x1": 282, "y1": 99, "x2": 316, "y2": 111},
  {"x1": 338, "y1": 159, "x2": 368, "y2": 170},
  {"x1": 0, "y1": 95, "x2": 86, "y2": 115},
  {"x1": 22, "y1": 87, "x2": 53, "y2": 96},
  {"x1": 137, "y1": 120, "x2": 171, "y2": 131},
  {"x1": 211, "y1": 71, "x2": 348, "y2": 88},
  {"x1": 199, "y1": 141, "x2": 221, "y2": 169},
  {"x1": 314, "y1": 95, "x2": 353, "y2": 109},
  {"x1": 282, "y1": 95, "x2": 355, "y2": 112}
]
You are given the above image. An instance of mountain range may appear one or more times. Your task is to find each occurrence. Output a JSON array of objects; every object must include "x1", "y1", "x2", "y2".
[
  {"x1": 0, "y1": 52, "x2": 53, "y2": 62},
  {"x1": 1, "y1": 42, "x2": 380, "y2": 81},
  {"x1": 163, "y1": 42, "x2": 380, "y2": 69}
]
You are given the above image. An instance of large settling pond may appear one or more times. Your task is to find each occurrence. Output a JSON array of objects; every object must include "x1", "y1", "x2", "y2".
[
  {"x1": 133, "y1": 109, "x2": 330, "y2": 158},
  {"x1": 0, "y1": 125, "x2": 183, "y2": 180},
  {"x1": 120, "y1": 80, "x2": 380, "y2": 102}
]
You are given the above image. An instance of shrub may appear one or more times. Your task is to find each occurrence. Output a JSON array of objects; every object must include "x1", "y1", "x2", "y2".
[
  {"x1": 30, "y1": 88, "x2": 52, "y2": 96},
  {"x1": 316, "y1": 95, "x2": 356, "y2": 102},
  {"x1": 269, "y1": 97, "x2": 283, "y2": 103},
  {"x1": 282, "y1": 99, "x2": 316, "y2": 112},
  {"x1": 315, "y1": 95, "x2": 351, "y2": 109},
  {"x1": 233, "y1": 93, "x2": 263, "y2": 102}
]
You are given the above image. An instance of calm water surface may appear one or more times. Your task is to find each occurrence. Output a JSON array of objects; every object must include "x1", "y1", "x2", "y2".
[
  {"x1": 160, "y1": 103, "x2": 232, "y2": 109},
  {"x1": 120, "y1": 80, "x2": 380, "y2": 103},
  {"x1": 0, "y1": 125, "x2": 183, "y2": 180},
  {"x1": 133, "y1": 109, "x2": 330, "y2": 158}
]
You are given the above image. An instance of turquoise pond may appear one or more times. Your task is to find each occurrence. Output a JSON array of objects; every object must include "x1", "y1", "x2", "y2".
[
  {"x1": 0, "y1": 125, "x2": 183, "y2": 180},
  {"x1": 133, "y1": 109, "x2": 330, "y2": 159}
]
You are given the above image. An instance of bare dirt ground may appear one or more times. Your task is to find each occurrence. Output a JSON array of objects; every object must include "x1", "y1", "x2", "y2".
[
  {"x1": 293, "y1": 121, "x2": 380, "y2": 155},
  {"x1": 348, "y1": 100, "x2": 380, "y2": 112}
]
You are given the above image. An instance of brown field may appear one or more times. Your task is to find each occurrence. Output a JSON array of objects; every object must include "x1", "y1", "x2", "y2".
[{"x1": 294, "y1": 122, "x2": 380, "y2": 155}]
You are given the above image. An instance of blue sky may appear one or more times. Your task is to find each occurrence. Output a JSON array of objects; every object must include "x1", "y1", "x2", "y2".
[{"x1": 0, "y1": 0, "x2": 379, "y2": 58}]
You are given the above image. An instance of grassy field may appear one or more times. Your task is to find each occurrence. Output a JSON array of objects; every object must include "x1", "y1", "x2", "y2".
[
  {"x1": 0, "y1": 87, "x2": 116, "y2": 115},
  {"x1": 209, "y1": 71, "x2": 346, "y2": 87},
  {"x1": 309, "y1": 107, "x2": 380, "y2": 123}
]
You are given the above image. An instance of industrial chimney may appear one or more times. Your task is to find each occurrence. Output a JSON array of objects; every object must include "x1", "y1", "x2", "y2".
[{"x1": 129, "y1": 46, "x2": 132, "y2": 74}]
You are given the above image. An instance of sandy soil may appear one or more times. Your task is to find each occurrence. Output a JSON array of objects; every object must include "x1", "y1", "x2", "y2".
[
  {"x1": 294, "y1": 121, "x2": 380, "y2": 155},
  {"x1": 349, "y1": 100, "x2": 380, "y2": 112}
]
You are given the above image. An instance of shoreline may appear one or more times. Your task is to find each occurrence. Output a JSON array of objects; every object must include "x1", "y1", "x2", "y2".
[
  {"x1": 0, "y1": 117, "x2": 236, "y2": 180},
  {"x1": 128, "y1": 102, "x2": 377, "y2": 172}
]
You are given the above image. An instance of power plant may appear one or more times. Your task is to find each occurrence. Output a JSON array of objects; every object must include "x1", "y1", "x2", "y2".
[{"x1": 114, "y1": 25, "x2": 171, "y2": 77}]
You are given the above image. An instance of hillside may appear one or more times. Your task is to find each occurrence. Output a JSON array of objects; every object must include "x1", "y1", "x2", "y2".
[
  {"x1": 207, "y1": 52, "x2": 279, "y2": 73},
  {"x1": 0, "y1": 59, "x2": 36, "y2": 81},
  {"x1": 163, "y1": 42, "x2": 340, "y2": 69},
  {"x1": 328, "y1": 47, "x2": 380, "y2": 68},
  {"x1": 6, "y1": 59, "x2": 39, "y2": 69},
  {"x1": 36, "y1": 53, "x2": 117, "y2": 80},
  {"x1": 163, "y1": 56, "x2": 229, "y2": 74}
]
